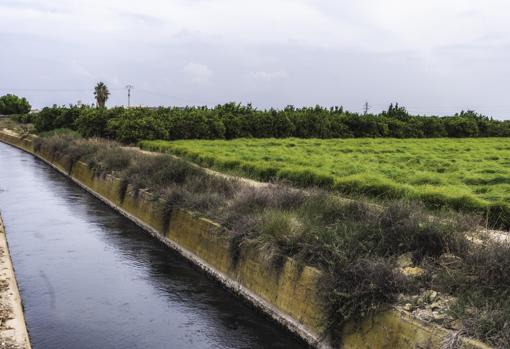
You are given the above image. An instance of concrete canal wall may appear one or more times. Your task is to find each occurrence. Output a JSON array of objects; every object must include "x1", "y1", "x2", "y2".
[{"x1": 0, "y1": 130, "x2": 490, "y2": 349}]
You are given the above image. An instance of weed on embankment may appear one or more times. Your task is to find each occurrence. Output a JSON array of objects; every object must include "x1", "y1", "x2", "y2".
[
  {"x1": 141, "y1": 138, "x2": 510, "y2": 228},
  {"x1": 34, "y1": 130, "x2": 510, "y2": 347}
]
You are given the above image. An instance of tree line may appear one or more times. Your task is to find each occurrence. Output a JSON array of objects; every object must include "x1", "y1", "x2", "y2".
[{"x1": 11, "y1": 102, "x2": 509, "y2": 143}]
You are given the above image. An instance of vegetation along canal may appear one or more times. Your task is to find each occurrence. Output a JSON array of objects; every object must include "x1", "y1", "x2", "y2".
[{"x1": 0, "y1": 141, "x2": 308, "y2": 348}]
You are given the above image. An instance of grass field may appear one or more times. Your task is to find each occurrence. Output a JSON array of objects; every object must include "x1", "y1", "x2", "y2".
[{"x1": 140, "y1": 138, "x2": 510, "y2": 226}]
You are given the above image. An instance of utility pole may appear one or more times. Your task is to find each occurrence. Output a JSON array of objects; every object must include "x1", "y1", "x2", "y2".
[
  {"x1": 125, "y1": 85, "x2": 134, "y2": 108},
  {"x1": 363, "y1": 101, "x2": 370, "y2": 115}
]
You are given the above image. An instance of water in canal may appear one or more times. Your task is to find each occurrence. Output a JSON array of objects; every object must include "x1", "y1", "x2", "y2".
[{"x1": 0, "y1": 142, "x2": 308, "y2": 349}]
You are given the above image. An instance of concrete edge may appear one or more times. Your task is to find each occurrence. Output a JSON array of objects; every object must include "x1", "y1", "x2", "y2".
[{"x1": 0, "y1": 215, "x2": 31, "y2": 349}]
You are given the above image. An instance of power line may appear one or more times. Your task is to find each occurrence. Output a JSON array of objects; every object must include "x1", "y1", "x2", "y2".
[
  {"x1": 0, "y1": 88, "x2": 89, "y2": 92},
  {"x1": 1, "y1": 87, "x2": 508, "y2": 115},
  {"x1": 0, "y1": 87, "x2": 125, "y2": 92},
  {"x1": 137, "y1": 88, "x2": 210, "y2": 105},
  {"x1": 0, "y1": 86, "x2": 211, "y2": 106}
]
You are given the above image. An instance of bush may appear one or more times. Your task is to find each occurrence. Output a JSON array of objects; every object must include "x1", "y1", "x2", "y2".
[
  {"x1": 33, "y1": 106, "x2": 61, "y2": 132},
  {"x1": 33, "y1": 105, "x2": 86, "y2": 132},
  {"x1": 436, "y1": 241, "x2": 510, "y2": 348},
  {"x1": 75, "y1": 107, "x2": 116, "y2": 138},
  {"x1": 0, "y1": 94, "x2": 31, "y2": 115},
  {"x1": 106, "y1": 108, "x2": 168, "y2": 143},
  {"x1": 324, "y1": 258, "x2": 406, "y2": 339},
  {"x1": 12, "y1": 113, "x2": 34, "y2": 124},
  {"x1": 445, "y1": 116, "x2": 479, "y2": 137}
]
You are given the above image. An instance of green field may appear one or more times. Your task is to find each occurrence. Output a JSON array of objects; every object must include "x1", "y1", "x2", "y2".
[{"x1": 140, "y1": 138, "x2": 510, "y2": 225}]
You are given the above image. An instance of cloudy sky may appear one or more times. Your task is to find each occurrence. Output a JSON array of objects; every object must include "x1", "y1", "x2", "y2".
[{"x1": 1, "y1": 0, "x2": 509, "y2": 117}]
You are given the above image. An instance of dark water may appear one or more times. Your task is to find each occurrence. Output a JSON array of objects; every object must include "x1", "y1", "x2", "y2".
[{"x1": 0, "y1": 142, "x2": 308, "y2": 349}]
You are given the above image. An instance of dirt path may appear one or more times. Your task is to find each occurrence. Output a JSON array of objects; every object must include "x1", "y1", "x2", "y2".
[{"x1": 122, "y1": 146, "x2": 269, "y2": 188}]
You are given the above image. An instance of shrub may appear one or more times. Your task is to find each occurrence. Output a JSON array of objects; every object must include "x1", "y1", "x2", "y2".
[
  {"x1": 33, "y1": 129, "x2": 82, "y2": 156},
  {"x1": 436, "y1": 241, "x2": 510, "y2": 348},
  {"x1": 12, "y1": 113, "x2": 34, "y2": 124},
  {"x1": 324, "y1": 258, "x2": 406, "y2": 339},
  {"x1": 75, "y1": 107, "x2": 116, "y2": 138},
  {"x1": 0, "y1": 94, "x2": 31, "y2": 115},
  {"x1": 33, "y1": 106, "x2": 61, "y2": 132},
  {"x1": 445, "y1": 116, "x2": 479, "y2": 137},
  {"x1": 107, "y1": 108, "x2": 168, "y2": 143}
]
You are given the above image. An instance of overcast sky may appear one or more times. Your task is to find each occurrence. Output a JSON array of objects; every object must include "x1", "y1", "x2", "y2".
[{"x1": 1, "y1": 0, "x2": 509, "y2": 117}]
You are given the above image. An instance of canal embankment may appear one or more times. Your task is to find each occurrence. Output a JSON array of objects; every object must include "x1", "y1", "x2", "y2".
[
  {"x1": 0, "y1": 215, "x2": 31, "y2": 349},
  {"x1": 0, "y1": 129, "x2": 492, "y2": 349}
]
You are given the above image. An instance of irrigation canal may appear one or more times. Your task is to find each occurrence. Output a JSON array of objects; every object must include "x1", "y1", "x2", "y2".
[{"x1": 0, "y1": 141, "x2": 308, "y2": 349}]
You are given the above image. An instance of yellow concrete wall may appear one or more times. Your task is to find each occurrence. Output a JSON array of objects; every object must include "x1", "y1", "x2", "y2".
[{"x1": 0, "y1": 130, "x2": 491, "y2": 349}]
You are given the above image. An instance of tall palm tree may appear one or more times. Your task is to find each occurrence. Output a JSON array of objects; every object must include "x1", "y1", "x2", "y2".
[{"x1": 94, "y1": 82, "x2": 110, "y2": 108}]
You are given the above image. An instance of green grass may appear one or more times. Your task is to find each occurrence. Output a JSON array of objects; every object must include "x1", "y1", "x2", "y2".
[{"x1": 140, "y1": 138, "x2": 510, "y2": 227}]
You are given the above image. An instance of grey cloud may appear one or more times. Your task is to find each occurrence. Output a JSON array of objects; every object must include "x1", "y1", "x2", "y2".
[
  {"x1": 0, "y1": 0, "x2": 509, "y2": 118},
  {"x1": 116, "y1": 10, "x2": 166, "y2": 26}
]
